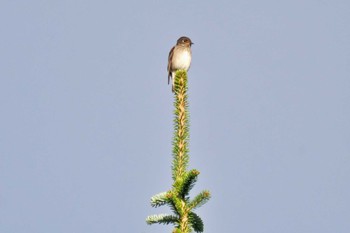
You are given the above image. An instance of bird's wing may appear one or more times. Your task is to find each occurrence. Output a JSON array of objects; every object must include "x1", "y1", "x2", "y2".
[{"x1": 167, "y1": 46, "x2": 175, "y2": 84}]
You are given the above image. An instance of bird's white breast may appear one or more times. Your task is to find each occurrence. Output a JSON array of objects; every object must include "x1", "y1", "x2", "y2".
[{"x1": 173, "y1": 50, "x2": 192, "y2": 71}]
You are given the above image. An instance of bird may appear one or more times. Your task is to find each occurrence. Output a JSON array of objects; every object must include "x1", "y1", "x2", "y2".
[{"x1": 167, "y1": 36, "x2": 193, "y2": 92}]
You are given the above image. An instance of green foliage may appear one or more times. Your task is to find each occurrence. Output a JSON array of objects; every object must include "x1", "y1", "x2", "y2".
[
  {"x1": 188, "y1": 191, "x2": 211, "y2": 210},
  {"x1": 175, "y1": 169, "x2": 200, "y2": 198},
  {"x1": 146, "y1": 70, "x2": 211, "y2": 233},
  {"x1": 150, "y1": 191, "x2": 172, "y2": 207},
  {"x1": 189, "y1": 212, "x2": 204, "y2": 233},
  {"x1": 146, "y1": 214, "x2": 178, "y2": 225}
]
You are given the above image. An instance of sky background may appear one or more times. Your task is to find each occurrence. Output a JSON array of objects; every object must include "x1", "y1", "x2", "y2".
[{"x1": 1, "y1": 1, "x2": 349, "y2": 233}]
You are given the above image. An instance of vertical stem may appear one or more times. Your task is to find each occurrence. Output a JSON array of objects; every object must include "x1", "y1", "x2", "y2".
[
  {"x1": 172, "y1": 70, "x2": 190, "y2": 233},
  {"x1": 180, "y1": 200, "x2": 189, "y2": 233},
  {"x1": 172, "y1": 70, "x2": 189, "y2": 181}
]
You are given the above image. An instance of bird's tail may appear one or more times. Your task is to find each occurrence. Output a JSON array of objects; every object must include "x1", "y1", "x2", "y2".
[{"x1": 168, "y1": 73, "x2": 175, "y2": 93}]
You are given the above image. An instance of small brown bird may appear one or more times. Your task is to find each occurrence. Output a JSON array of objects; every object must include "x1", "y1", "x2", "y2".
[{"x1": 167, "y1": 36, "x2": 193, "y2": 92}]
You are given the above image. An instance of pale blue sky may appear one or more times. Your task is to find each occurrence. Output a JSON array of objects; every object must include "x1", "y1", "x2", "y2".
[{"x1": 1, "y1": 1, "x2": 349, "y2": 233}]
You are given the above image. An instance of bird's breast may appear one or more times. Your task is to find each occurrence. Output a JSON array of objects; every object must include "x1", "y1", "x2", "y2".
[{"x1": 172, "y1": 50, "x2": 192, "y2": 70}]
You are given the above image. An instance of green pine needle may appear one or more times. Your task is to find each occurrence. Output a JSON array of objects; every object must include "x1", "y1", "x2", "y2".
[
  {"x1": 188, "y1": 190, "x2": 211, "y2": 210},
  {"x1": 175, "y1": 169, "x2": 200, "y2": 198},
  {"x1": 150, "y1": 191, "x2": 172, "y2": 207},
  {"x1": 189, "y1": 212, "x2": 204, "y2": 233},
  {"x1": 146, "y1": 214, "x2": 179, "y2": 225}
]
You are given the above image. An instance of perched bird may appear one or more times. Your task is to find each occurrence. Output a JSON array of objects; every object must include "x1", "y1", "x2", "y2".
[{"x1": 167, "y1": 36, "x2": 193, "y2": 92}]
